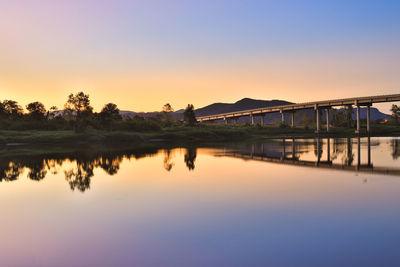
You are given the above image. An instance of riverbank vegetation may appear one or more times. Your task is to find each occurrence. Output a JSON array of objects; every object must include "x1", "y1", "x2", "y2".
[{"x1": 1, "y1": 91, "x2": 400, "y2": 146}]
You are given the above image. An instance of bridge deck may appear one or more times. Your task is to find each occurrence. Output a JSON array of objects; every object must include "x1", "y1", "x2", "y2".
[{"x1": 197, "y1": 93, "x2": 400, "y2": 121}]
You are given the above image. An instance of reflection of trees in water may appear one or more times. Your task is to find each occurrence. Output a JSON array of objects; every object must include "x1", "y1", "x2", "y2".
[
  {"x1": 163, "y1": 149, "x2": 174, "y2": 171},
  {"x1": 391, "y1": 139, "x2": 400, "y2": 160},
  {"x1": 64, "y1": 161, "x2": 94, "y2": 192},
  {"x1": 45, "y1": 159, "x2": 63, "y2": 175},
  {"x1": 0, "y1": 147, "x2": 159, "y2": 191},
  {"x1": 0, "y1": 162, "x2": 24, "y2": 182},
  {"x1": 313, "y1": 139, "x2": 323, "y2": 160},
  {"x1": 28, "y1": 160, "x2": 47, "y2": 181},
  {"x1": 96, "y1": 156, "x2": 123, "y2": 175},
  {"x1": 330, "y1": 139, "x2": 345, "y2": 161},
  {"x1": 184, "y1": 148, "x2": 197, "y2": 170},
  {"x1": 343, "y1": 138, "x2": 354, "y2": 166}
]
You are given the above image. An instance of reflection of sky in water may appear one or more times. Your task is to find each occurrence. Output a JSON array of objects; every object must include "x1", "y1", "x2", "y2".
[{"x1": 0, "y1": 137, "x2": 400, "y2": 266}]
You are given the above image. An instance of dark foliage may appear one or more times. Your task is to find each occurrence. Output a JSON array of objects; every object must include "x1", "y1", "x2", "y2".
[{"x1": 183, "y1": 104, "x2": 196, "y2": 125}]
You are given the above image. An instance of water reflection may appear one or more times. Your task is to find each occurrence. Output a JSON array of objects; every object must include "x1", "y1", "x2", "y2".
[
  {"x1": 163, "y1": 149, "x2": 174, "y2": 171},
  {"x1": 0, "y1": 148, "x2": 159, "y2": 192},
  {"x1": 391, "y1": 139, "x2": 400, "y2": 159},
  {"x1": 219, "y1": 137, "x2": 400, "y2": 176},
  {"x1": 184, "y1": 147, "x2": 197, "y2": 171},
  {"x1": 1, "y1": 137, "x2": 400, "y2": 192}
]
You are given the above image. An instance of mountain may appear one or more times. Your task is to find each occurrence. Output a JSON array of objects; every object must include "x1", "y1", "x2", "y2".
[
  {"x1": 351, "y1": 107, "x2": 389, "y2": 120},
  {"x1": 194, "y1": 98, "x2": 293, "y2": 117}
]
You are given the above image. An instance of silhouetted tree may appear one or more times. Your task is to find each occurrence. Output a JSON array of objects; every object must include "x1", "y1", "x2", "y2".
[
  {"x1": 26, "y1": 101, "x2": 47, "y2": 120},
  {"x1": 345, "y1": 105, "x2": 354, "y2": 128},
  {"x1": 64, "y1": 92, "x2": 93, "y2": 132},
  {"x1": 100, "y1": 103, "x2": 121, "y2": 130},
  {"x1": 390, "y1": 104, "x2": 400, "y2": 124},
  {"x1": 64, "y1": 92, "x2": 93, "y2": 116},
  {"x1": 162, "y1": 103, "x2": 174, "y2": 122},
  {"x1": 2, "y1": 100, "x2": 23, "y2": 119},
  {"x1": 163, "y1": 103, "x2": 174, "y2": 113},
  {"x1": 332, "y1": 109, "x2": 347, "y2": 127},
  {"x1": 183, "y1": 104, "x2": 196, "y2": 125}
]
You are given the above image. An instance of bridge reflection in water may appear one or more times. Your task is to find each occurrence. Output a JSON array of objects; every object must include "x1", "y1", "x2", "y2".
[{"x1": 216, "y1": 137, "x2": 400, "y2": 176}]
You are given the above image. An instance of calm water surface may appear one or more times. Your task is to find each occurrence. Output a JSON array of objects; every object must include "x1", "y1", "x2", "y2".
[{"x1": 1, "y1": 137, "x2": 400, "y2": 267}]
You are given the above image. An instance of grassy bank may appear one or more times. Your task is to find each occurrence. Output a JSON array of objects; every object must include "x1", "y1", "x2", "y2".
[{"x1": 0, "y1": 124, "x2": 399, "y2": 147}]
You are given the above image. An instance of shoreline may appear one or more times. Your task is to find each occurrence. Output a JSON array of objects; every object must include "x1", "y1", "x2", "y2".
[{"x1": 0, "y1": 125, "x2": 399, "y2": 152}]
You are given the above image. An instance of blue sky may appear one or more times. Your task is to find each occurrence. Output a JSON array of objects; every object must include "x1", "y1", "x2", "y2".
[{"x1": 0, "y1": 0, "x2": 399, "y2": 111}]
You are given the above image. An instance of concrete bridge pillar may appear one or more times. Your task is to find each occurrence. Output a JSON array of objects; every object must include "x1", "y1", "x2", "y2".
[
  {"x1": 356, "y1": 105, "x2": 361, "y2": 134},
  {"x1": 260, "y1": 115, "x2": 265, "y2": 126},
  {"x1": 292, "y1": 138, "x2": 296, "y2": 159},
  {"x1": 291, "y1": 112, "x2": 295, "y2": 128},
  {"x1": 280, "y1": 110, "x2": 285, "y2": 123},
  {"x1": 224, "y1": 116, "x2": 227, "y2": 125},
  {"x1": 357, "y1": 136, "x2": 361, "y2": 169},
  {"x1": 326, "y1": 109, "x2": 330, "y2": 132},
  {"x1": 250, "y1": 113, "x2": 254, "y2": 125},
  {"x1": 367, "y1": 136, "x2": 371, "y2": 167},
  {"x1": 316, "y1": 138, "x2": 321, "y2": 165},
  {"x1": 327, "y1": 137, "x2": 331, "y2": 162},
  {"x1": 315, "y1": 105, "x2": 320, "y2": 134},
  {"x1": 366, "y1": 104, "x2": 371, "y2": 133}
]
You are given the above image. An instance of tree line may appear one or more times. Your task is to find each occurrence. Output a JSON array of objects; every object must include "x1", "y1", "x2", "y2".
[{"x1": 0, "y1": 91, "x2": 197, "y2": 132}]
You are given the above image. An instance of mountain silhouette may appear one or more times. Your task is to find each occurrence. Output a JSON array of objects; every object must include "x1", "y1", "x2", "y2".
[{"x1": 194, "y1": 98, "x2": 292, "y2": 117}]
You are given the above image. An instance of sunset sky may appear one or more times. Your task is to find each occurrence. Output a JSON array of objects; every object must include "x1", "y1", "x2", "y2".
[{"x1": 1, "y1": 0, "x2": 399, "y2": 112}]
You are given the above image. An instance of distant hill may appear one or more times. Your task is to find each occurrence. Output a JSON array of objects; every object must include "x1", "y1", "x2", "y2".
[
  {"x1": 194, "y1": 98, "x2": 293, "y2": 117},
  {"x1": 351, "y1": 107, "x2": 389, "y2": 120}
]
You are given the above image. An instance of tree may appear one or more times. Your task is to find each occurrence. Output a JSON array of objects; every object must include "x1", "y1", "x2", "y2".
[
  {"x1": 345, "y1": 105, "x2": 354, "y2": 128},
  {"x1": 162, "y1": 103, "x2": 174, "y2": 122},
  {"x1": 26, "y1": 101, "x2": 47, "y2": 120},
  {"x1": 100, "y1": 103, "x2": 120, "y2": 119},
  {"x1": 162, "y1": 103, "x2": 174, "y2": 113},
  {"x1": 2, "y1": 100, "x2": 23, "y2": 119},
  {"x1": 64, "y1": 92, "x2": 93, "y2": 118},
  {"x1": 100, "y1": 103, "x2": 121, "y2": 130},
  {"x1": 390, "y1": 104, "x2": 400, "y2": 123},
  {"x1": 183, "y1": 104, "x2": 196, "y2": 125},
  {"x1": 64, "y1": 92, "x2": 93, "y2": 132},
  {"x1": 332, "y1": 109, "x2": 347, "y2": 127},
  {"x1": 0, "y1": 102, "x2": 6, "y2": 119}
]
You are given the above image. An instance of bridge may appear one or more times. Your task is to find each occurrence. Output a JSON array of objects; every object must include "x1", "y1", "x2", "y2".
[{"x1": 197, "y1": 94, "x2": 400, "y2": 133}]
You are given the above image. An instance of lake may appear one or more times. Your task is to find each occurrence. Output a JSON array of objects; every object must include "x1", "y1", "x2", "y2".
[{"x1": 1, "y1": 137, "x2": 400, "y2": 267}]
